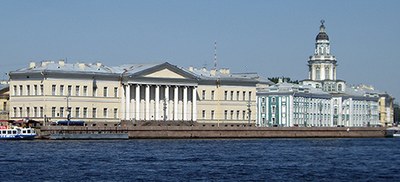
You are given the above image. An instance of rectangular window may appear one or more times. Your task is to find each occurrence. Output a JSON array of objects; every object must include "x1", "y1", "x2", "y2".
[
  {"x1": 13, "y1": 85, "x2": 17, "y2": 96},
  {"x1": 60, "y1": 85, "x2": 64, "y2": 95},
  {"x1": 27, "y1": 85, "x2": 30, "y2": 95},
  {"x1": 230, "y1": 91, "x2": 234, "y2": 101},
  {"x1": 67, "y1": 85, "x2": 72, "y2": 96},
  {"x1": 211, "y1": 110, "x2": 215, "y2": 120},
  {"x1": 103, "y1": 87, "x2": 108, "y2": 97},
  {"x1": 230, "y1": 110, "x2": 234, "y2": 120},
  {"x1": 93, "y1": 86, "x2": 97, "y2": 97},
  {"x1": 26, "y1": 107, "x2": 30, "y2": 117},
  {"x1": 202, "y1": 110, "x2": 206, "y2": 119},
  {"x1": 114, "y1": 87, "x2": 118, "y2": 97},
  {"x1": 248, "y1": 91, "x2": 252, "y2": 101},
  {"x1": 19, "y1": 107, "x2": 22, "y2": 117},
  {"x1": 40, "y1": 85, "x2": 44, "y2": 95},
  {"x1": 236, "y1": 110, "x2": 240, "y2": 120},
  {"x1": 224, "y1": 91, "x2": 228, "y2": 100},
  {"x1": 19, "y1": 85, "x2": 23, "y2": 96},
  {"x1": 40, "y1": 107, "x2": 43, "y2": 117},
  {"x1": 236, "y1": 91, "x2": 240, "y2": 101},
  {"x1": 113, "y1": 108, "x2": 118, "y2": 118},
  {"x1": 202, "y1": 90, "x2": 206, "y2": 100},
  {"x1": 52, "y1": 85, "x2": 56, "y2": 95},
  {"x1": 52, "y1": 107, "x2": 56, "y2": 118},
  {"x1": 103, "y1": 108, "x2": 108, "y2": 118},
  {"x1": 224, "y1": 110, "x2": 228, "y2": 120},
  {"x1": 92, "y1": 108, "x2": 97, "y2": 118},
  {"x1": 243, "y1": 110, "x2": 246, "y2": 120},
  {"x1": 83, "y1": 86, "x2": 88, "y2": 96},
  {"x1": 34, "y1": 107, "x2": 38, "y2": 117},
  {"x1": 60, "y1": 107, "x2": 64, "y2": 118},
  {"x1": 34, "y1": 85, "x2": 38, "y2": 95},
  {"x1": 75, "y1": 86, "x2": 80, "y2": 96},
  {"x1": 211, "y1": 90, "x2": 215, "y2": 100},
  {"x1": 75, "y1": 107, "x2": 80, "y2": 118},
  {"x1": 243, "y1": 91, "x2": 246, "y2": 101},
  {"x1": 13, "y1": 107, "x2": 17, "y2": 117},
  {"x1": 83, "y1": 107, "x2": 88, "y2": 118}
]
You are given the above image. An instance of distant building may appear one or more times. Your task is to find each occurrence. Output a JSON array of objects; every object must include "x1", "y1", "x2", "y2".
[
  {"x1": 257, "y1": 20, "x2": 383, "y2": 127},
  {"x1": 8, "y1": 60, "x2": 262, "y2": 125},
  {"x1": 0, "y1": 82, "x2": 9, "y2": 120}
]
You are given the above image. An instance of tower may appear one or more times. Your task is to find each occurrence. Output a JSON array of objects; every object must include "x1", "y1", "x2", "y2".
[{"x1": 308, "y1": 20, "x2": 337, "y2": 81}]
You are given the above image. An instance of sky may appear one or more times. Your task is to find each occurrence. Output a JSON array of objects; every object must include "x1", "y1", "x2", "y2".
[{"x1": 1, "y1": 0, "x2": 399, "y2": 101}]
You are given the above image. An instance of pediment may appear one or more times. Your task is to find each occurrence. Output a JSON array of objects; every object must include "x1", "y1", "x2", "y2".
[{"x1": 143, "y1": 68, "x2": 186, "y2": 79}]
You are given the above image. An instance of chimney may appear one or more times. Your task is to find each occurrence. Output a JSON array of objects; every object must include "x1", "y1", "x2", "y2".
[
  {"x1": 96, "y1": 62, "x2": 102, "y2": 67},
  {"x1": 29, "y1": 62, "x2": 36, "y2": 69}
]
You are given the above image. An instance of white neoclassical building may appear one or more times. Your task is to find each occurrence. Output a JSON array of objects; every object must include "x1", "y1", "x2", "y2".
[{"x1": 9, "y1": 60, "x2": 262, "y2": 125}]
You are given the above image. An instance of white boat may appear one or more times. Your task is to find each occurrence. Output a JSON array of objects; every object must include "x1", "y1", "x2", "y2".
[
  {"x1": 0, "y1": 126, "x2": 36, "y2": 140},
  {"x1": 386, "y1": 127, "x2": 400, "y2": 138}
]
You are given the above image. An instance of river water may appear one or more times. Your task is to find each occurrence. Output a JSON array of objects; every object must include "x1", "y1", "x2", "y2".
[{"x1": 1, "y1": 138, "x2": 399, "y2": 181}]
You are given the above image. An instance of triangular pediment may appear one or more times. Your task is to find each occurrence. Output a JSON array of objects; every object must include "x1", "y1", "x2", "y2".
[{"x1": 143, "y1": 68, "x2": 186, "y2": 79}]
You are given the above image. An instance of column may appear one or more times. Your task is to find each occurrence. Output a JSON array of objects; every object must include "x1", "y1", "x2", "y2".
[
  {"x1": 192, "y1": 87, "x2": 197, "y2": 121},
  {"x1": 145, "y1": 85, "x2": 150, "y2": 120},
  {"x1": 165, "y1": 86, "x2": 169, "y2": 121},
  {"x1": 174, "y1": 86, "x2": 178, "y2": 120},
  {"x1": 125, "y1": 84, "x2": 130, "y2": 120},
  {"x1": 135, "y1": 84, "x2": 140, "y2": 120},
  {"x1": 155, "y1": 85, "x2": 160, "y2": 120},
  {"x1": 183, "y1": 86, "x2": 188, "y2": 121}
]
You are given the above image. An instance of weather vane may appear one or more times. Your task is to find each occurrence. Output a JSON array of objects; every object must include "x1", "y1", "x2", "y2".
[{"x1": 321, "y1": 19, "x2": 325, "y2": 25}]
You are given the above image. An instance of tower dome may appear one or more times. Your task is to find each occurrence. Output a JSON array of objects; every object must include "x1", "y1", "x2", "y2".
[{"x1": 316, "y1": 20, "x2": 329, "y2": 41}]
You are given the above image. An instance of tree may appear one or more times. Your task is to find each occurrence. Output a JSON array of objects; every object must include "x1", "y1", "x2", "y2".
[{"x1": 268, "y1": 77, "x2": 299, "y2": 84}]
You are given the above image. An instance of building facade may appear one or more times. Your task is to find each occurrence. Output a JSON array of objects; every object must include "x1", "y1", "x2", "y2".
[{"x1": 9, "y1": 60, "x2": 260, "y2": 125}]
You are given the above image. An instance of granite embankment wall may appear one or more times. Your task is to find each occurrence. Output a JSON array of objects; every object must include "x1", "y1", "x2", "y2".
[{"x1": 39, "y1": 125, "x2": 388, "y2": 138}]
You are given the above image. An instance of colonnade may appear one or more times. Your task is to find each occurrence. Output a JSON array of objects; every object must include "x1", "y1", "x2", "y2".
[{"x1": 122, "y1": 84, "x2": 197, "y2": 121}]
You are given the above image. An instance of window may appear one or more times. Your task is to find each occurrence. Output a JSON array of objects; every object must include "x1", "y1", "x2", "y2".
[
  {"x1": 40, "y1": 107, "x2": 43, "y2": 117},
  {"x1": 76, "y1": 86, "x2": 80, "y2": 96},
  {"x1": 338, "y1": 84, "x2": 342, "y2": 92},
  {"x1": 40, "y1": 85, "x2": 44, "y2": 95},
  {"x1": 230, "y1": 91, "x2": 234, "y2": 100},
  {"x1": 75, "y1": 107, "x2": 80, "y2": 118},
  {"x1": 248, "y1": 91, "x2": 252, "y2": 101},
  {"x1": 224, "y1": 110, "x2": 228, "y2": 120},
  {"x1": 92, "y1": 108, "x2": 97, "y2": 118},
  {"x1": 316, "y1": 67, "x2": 321, "y2": 80},
  {"x1": 211, "y1": 91, "x2": 215, "y2": 100},
  {"x1": 83, "y1": 86, "x2": 88, "y2": 96},
  {"x1": 34, "y1": 85, "x2": 38, "y2": 95},
  {"x1": 211, "y1": 110, "x2": 215, "y2": 120},
  {"x1": 19, "y1": 85, "x2": 23, "y2": 96},
  {"x1": 13, "y1": 107, "x2": 17, "y2": 117},
  {"x1": 34, "y1": 107, "x2": 38, "y2": 117},
  {"x1": 236, "y1": 91, "x2": 240, "y2": 101},
  {"x1": 236, "y1": 111, "x2": 240, "y2": 120},
  {"x1": 67, "y1": 85, "x2": 72, "y2": 96},
  {"x1": 224, "y1": 91, "x2": 228, "y2": 100},
  {"x1": 19, "y1": 107, "x2": 22, "y2": 117},
  {"x1": 202, "y1": 90, "x2": 206, "y2": 100},
  {"x1": 26, "y1": 107, "x2": 30, "y2": 117},
  {"x1": 202, "y1": 110, "x2": 206, "y2": 119},
  {"x1": 93, "y1": 86, "x2": 97, "y2": 97},
  {"x1": 271, "y1": 97, "x2": 276, "y2": 103},
  {"x1": 230, "y1": 110, "x2": 234, "y2": 120},
  {"x1": 52, "y1": 107, "x2": 56, "y2": 117},
  {"x1": 114, "y1": 87, "x2": 118, "y2": 97},
  {"x1": 60, "y1": 107, "x2": 64, "y2": 118},
  {"x1": 243, "y1": 91, "x2": 246, "y2": 101},
  {"x1": 272, "y1": 106, "x2": 276, "y2": 113},
  {"x1": 52, "y1": 85, "x2": 56, "y2": 95},
  {"x1": 103, "y1": 108, "x2": 108, "y2": 118},
  {"x1": 60, "y1": 85, "x2": 64, "y2": 95},
  {"x1": 83, "y1": 107, "x2": 88, "y2": 118},
  {"x1": 13, "y1": 85, "x2": 17, "y2": 96},
  {"x1": 243, "y1": 110, "x2": 246, "y2": 120},
  {"x1": 27, "y1": 85, "x2": 30, "y2": 95},
  {"x1": 325, "y1": 67, "x2": 329, "y2": 80},
  {"x1": 114, "y1": 108, "x2": 118, "y2": 118},
  {"x1": 103, "y1": 87, "x2": 108, "y2": 97}
]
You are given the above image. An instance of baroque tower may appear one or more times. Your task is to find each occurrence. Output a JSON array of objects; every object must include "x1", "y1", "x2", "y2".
[{"x1": 308, "y1": 20, "x2": 337, "y2": 81}]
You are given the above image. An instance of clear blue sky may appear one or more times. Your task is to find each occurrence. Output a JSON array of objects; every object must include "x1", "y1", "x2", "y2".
[{"x1": 1, "y1": 0, "x2": 399, "y2": 100}]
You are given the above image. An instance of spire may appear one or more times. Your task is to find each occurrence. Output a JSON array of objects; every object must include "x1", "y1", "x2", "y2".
[
  {"x1": 319, "y1": 19, "x2": 326, "y2": 32},
  {"x1": 213, "y1": 41, "x2": 217, "y2": 70}
]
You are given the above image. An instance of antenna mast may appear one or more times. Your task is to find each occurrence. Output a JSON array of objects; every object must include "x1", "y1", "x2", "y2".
[{"x1": 213, "y1": 41, "x2": 217, "y2": 70}]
